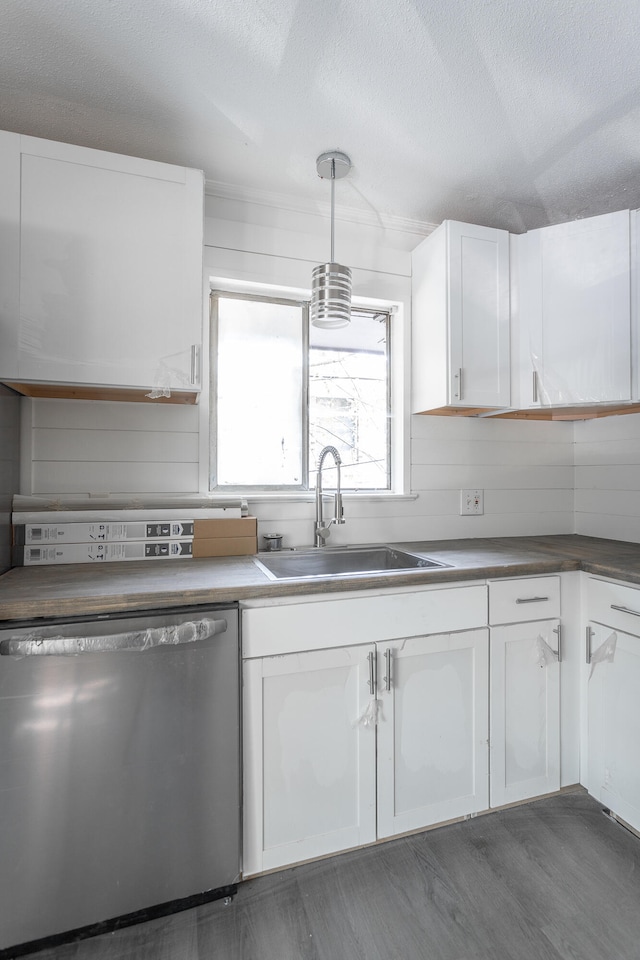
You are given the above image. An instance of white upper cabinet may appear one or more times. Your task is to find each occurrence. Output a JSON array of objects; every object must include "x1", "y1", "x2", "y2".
[
  {"x1": 0, "y1": 132, "x2": 20, "y2": 377},
  {"x1": 513, "y1": 210, "x2": 631, "y2": 409},
  {"x1": 412, "y1": 220, "x2": 511, "y2": 414},
  {"x1": 0, "y1": 131, "x2": 204, "y2": 400}
]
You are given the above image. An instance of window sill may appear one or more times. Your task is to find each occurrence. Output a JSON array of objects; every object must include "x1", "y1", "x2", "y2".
[{"x1": 208, "y1": 492, "x2": 418, "y2": 503}]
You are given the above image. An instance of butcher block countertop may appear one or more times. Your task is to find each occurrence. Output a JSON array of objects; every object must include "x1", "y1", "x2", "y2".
[{"x1": 1, "y1": 534, "x2": 640, "y2": 623}]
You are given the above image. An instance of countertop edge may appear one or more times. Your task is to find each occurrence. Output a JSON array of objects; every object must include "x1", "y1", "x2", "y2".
[{"x1": 2, "y1": 535, "x2": 640, "y2": 623}]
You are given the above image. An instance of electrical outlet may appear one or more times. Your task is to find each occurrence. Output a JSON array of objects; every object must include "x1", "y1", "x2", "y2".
[{"x1": 460, "y1": 489, "x2": 484, "y2": 516}]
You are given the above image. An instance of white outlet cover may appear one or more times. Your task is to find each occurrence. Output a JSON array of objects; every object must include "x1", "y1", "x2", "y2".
[{"x1": 460, "y1": 489, "x2": 484, "y2": 516}]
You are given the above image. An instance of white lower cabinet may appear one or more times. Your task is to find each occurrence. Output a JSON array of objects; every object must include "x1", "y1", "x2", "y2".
[
  {"x1": 242, "y1": 609, "x2": 489, "y2": 875},
  {"x1": 489, "y1": 619, "x2": 560, "y2": 807},
  {"x1": 587, "y1": 621, "x2": 640, "y2": 832},
  {"x1": 242, "y1": 643, "x2": 377, "y2": 877},
  {"x1": 377, "y1": 629, "x2": 489, "y2": 838},
  {"x1": 242, "y1": 578, "x2": 575, "y2": 877}
]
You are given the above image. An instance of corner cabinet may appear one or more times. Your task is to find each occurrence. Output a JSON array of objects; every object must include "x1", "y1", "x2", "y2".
[
  {"x1": 586, "y1": 578, "x2": 640, "y2": 833},
  {"x1": 0, "y1": 130, "x2": 204, "y2": 402},
  {"x1": 411, "y1": 220, "x2": 511, "y2": 415},
  {"x1": 512, "y1": 210, "x2": 631, "y2": 412}
]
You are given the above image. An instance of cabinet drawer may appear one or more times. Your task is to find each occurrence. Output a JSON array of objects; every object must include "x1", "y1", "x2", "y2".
[
  {"x1": 588, "y1": 577, "x2": 640, "y2": 634},
  {"x1": 242, "y1": 584, "x2": 488, "y2": 658},
  {"x1": 489, "y1": 576, "x2": 560, "y2": 625}
]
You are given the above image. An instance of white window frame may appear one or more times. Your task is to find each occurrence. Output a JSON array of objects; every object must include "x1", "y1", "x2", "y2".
[
  {"x1": 199, "y1": 268, "x2": 412, "y2": 501},
  {"x1": 210, "y1": 290, "x2": 396, "y2": 493}
]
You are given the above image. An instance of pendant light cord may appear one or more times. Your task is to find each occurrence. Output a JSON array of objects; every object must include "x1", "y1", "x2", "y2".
[{"x1": 330, "y1": 157, "x2": 335, "y2": 262}]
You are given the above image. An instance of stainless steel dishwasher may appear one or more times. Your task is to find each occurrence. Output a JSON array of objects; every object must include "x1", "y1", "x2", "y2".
[{"x1": 0, "y1": 603, "x2": 240, "y2": 955}]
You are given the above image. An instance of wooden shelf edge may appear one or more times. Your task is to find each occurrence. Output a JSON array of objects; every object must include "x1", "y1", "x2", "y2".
[
  {"x1": 414, "y1": 402, "x2": 640, "y2": 421},
  {"x1": 3, "y1": 382, "x2": 200, "y2": 405}
]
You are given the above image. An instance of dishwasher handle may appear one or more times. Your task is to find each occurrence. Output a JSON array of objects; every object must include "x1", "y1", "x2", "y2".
[{"x1": 0, "y1": 617, "x2": 228, "y2": 657}]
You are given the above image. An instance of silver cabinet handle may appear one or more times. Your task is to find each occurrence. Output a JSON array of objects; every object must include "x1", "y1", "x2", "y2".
[
  {"x1": 586, "y1": 626, "x2": 593, "y2": 664},
  {"x1": 190, "y1": 344, "x2": 201, "y2": 385},
  {"x1": 367, "y1": 650, "x2": 376, "y2": 695},
  {"x1": 453, "y1": 367, "x2": 462, "y2": 401},
  {"x1": 611, "y1": 603, "x2": 640, "y2": 618},
  {"x1": 553, "y1": 623, "x2": 562, "y2": 663},
  {"x1": 516, "y1": 596, "x2": 549, "y2": 604},
  {"x1": 383, "y1": 648, "x2": 392, "y2": 692},
  {"x1": 532, "y1": 370, "x2": 539, "y2": 403}
]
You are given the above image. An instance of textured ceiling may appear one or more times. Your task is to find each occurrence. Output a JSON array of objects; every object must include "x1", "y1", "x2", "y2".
[{"x1": 2, "y1": 0, "x2": 640, "y2": 232}]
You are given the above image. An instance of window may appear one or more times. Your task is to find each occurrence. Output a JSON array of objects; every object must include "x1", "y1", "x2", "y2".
[{"x1": 211, "y1": 292, "x2": 391, "y2": 491}]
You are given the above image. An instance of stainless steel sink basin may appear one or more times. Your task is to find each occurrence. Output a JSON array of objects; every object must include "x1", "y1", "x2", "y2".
[{"x1": 253, "y1": 546, "x2": 447, "y2": 581}]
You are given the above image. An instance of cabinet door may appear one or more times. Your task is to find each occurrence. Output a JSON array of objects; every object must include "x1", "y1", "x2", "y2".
[
  {"x1": 412, "y1": 220, "x2": 510, "y2": 412},
  {"x1": 0, "y1": 131, "x2": 20, "y2": 377},
  {"x1": 490, "y1": 620, "x2": 560, "y2": 807},
  {"x1": 447, "y1": 221, "x2": 511, "y2": 408},
  {"x1": 376, "y1": 628, "x2": 489, "y2": 839},
  {"x1": 587, "y1": 623, "x2": 640, "y2": 831},
  {"x1": 519, "y1": 211, "x2": 631, "y2": 407},
  {"x1": 15, "y1": 137, "x2": 203, "y2": 391},
  {"x1": 243, "y1": 644, "x2": 377, "y2": 876}
]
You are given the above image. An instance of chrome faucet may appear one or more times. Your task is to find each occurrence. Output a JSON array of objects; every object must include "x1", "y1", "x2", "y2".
[{"x1": 314, "y1": 445, "x2": 345, "y2": 547}]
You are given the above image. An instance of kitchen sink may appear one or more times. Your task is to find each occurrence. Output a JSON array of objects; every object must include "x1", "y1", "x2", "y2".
[{"x1": 253, "y1": 546, "x2": 447, "y2": 581}]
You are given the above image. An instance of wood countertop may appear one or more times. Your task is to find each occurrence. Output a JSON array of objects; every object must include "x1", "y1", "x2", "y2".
[{"x1": 0, "y1": 534, "x2": 639, "y2": 623}]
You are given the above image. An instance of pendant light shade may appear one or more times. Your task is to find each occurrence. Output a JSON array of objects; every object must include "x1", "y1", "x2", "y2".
[{"x1": 310, "y1": 151, "x2": 352, "y2": 329}]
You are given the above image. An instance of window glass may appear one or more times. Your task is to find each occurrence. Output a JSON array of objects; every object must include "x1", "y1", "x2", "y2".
[
  {"x1": 212, "y1": 294, "x2": 390, "y2": 491},
  {"x1": 309, "y1": 313, "x2": 389, "y2": 489},
  {"x1": 215, "y1": 296, "x2": 304, "y2": 486}
]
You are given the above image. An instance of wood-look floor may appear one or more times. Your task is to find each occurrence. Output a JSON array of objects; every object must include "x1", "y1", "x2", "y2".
[{"x1": 19, "y1": 792, "x2": 640, "y2": 960}]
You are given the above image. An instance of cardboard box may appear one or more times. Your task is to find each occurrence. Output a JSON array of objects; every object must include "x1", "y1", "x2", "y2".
[
  {"x1": 193, "y1": 517, "x2": 257, "y2": 540},
  {"x1": 191, "y1": 537, "x2": 257, "y2": 558}
]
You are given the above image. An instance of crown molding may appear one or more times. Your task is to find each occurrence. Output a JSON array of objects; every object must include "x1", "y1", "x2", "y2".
[{"x1": 204, "y1": 179, "x2": 437, "y2": 237}]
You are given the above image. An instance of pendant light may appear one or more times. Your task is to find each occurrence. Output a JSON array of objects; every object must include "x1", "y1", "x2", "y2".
[{"x1": 310, "y1": 151, "x2": 352, "y2": 329}]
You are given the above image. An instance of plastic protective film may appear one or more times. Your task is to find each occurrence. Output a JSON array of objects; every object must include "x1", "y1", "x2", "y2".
[
  {"x1": 354, "y1": 699, "x2": 383, "y2": 728},
  {"x1": 589, "y1": 630, "x2": 617, "y2": 679},
  {"x1": 536, "y1": 635, "x2": 559, "y2": 667},
  {"x1": 145, "y1": 350, "x2": 196, "y2": 399},
  {"x1": 530, "y1": 349, "x2": 615, "y2": 407},
  {"x1": 0, "y1": 617, "x2": 226, "y2": 658}
]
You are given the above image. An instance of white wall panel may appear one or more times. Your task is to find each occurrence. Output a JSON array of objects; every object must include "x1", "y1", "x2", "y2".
[
  {"x1": 28, "y1": 398, "x2": 200, "y2": 495},
  {"x1": 32, "y1": 461, "x2": 199, "y2": 495},
  {"x1": 33, "y1": 429, "x2": 198, "y2": 464},
  {"x1": 411, "y1": 438, "x2": 572, "y2": 467},
  {"x1": 575, "y1": 411, "x2": 640, "y2": 543},
  {"x1": 411, "y1": 464, "x2": 574, "y2": 492},
  {"x1": 32, "y1": 398, "x2": 199, "y2": 432}
]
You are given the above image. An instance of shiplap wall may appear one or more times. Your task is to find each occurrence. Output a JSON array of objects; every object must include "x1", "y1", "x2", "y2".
[
  {"x1": 24, "y1": 396, "x2": 574, "y2": 546},
  {"x1": 574, "y1": 412, "x2": 640, "y2": 542},
  {"x1": 21, "y1": 191, "x2": 575, "y2": 545},
  {"x1": 24, "y1": 398, "x2": 200, "y2": 496},
  {"x1": 247, "y1": 415, "x2": 573, "y2": 547}
]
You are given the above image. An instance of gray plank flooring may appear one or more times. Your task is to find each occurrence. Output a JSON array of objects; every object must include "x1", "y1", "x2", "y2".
[{"x1": 18, "y1": 792, "x2": 640, "y2": 960}]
